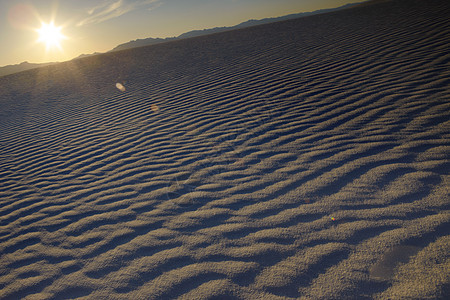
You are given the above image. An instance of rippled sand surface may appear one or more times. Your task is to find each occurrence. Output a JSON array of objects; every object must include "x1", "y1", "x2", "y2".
[{"x1": 1, "y1": 0, "x2": 449, "y2": 298}]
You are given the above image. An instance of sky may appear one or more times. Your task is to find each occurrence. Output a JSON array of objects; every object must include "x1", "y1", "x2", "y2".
[{"x1": 1, "y1": 0, "x2": 363, "y2": 67}]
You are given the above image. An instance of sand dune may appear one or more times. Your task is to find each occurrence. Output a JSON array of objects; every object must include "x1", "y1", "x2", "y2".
[{"x1": 1, "y1": 0, "x2": 449, "y2": 298}]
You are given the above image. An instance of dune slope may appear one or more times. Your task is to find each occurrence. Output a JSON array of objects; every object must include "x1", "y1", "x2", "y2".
[{"x1": 0, "y1": 0, "x2": 449, "y2": 299}]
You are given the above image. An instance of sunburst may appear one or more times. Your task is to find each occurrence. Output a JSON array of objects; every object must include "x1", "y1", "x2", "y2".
[{"x1": 36, "y1": 21, "x2": 66, "y2": 50}]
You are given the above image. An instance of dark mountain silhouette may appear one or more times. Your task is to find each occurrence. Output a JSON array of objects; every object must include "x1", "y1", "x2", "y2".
[
  {"x1": 110, "y1": 2, "x2": 362, "y2": 52},
  {"x1": 74, "y1": 52, "x2": 102, "y2": 60},
  {"x1": 0, "y1": 61, "x2": 57, "y2": 77}
]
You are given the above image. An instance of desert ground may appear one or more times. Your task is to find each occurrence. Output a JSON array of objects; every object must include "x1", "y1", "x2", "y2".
[{"x1": 0, "y1": 0, "x2": 449, "y2": 299}]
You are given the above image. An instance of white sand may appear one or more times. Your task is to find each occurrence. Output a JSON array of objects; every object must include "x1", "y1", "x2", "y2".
[{"x1": 1, "y1": 0, "x2": 449, "y2": 298}]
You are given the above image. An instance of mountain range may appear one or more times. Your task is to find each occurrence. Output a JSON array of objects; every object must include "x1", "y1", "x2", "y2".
[
  {"x1": 109, "y1": 2, "x2": 361, "y2": 52},
  {"x1": 0, "y1": 2, "x2": 362, "y2": 77}
]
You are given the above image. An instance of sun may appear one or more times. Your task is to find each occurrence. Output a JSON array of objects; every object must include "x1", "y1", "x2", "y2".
[{"x1": 36, "y1": 21, "x2": 66, "y2": 50}]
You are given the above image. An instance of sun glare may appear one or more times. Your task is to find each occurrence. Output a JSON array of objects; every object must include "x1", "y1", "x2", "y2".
[{"x1": 36, "y1": 21, "x2": 66, "y2": 50}]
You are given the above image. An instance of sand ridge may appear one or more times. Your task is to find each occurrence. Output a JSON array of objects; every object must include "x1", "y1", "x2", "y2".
[{"x1": 0, "y1": 0, "x2": 449, "y2": 298}]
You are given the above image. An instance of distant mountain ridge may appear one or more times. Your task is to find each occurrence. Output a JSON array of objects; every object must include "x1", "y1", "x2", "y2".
[
  {"x1": 0, "y1": 2, "x2": 363, "y2": 77},
  {"x1": 0, "y1": 61, "x2": 57, "y2": 78},
  {"x1": 110, "y1": 2, "x2": 361, "y2": 52}
]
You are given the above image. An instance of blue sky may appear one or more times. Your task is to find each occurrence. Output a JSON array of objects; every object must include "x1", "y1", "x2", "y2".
[{"x1": 1, "y1": 0, "x2": 363, "y2": 66}]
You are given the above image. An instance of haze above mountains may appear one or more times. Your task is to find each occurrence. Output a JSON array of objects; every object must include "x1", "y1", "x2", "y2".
[{"x1": 0, "y1": 2, "x2": 361, "y2": 77}]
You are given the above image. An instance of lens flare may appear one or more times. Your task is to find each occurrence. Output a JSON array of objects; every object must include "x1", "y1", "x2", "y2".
[
  {"x1": 151, "y1": 104, "x2": 159, "y2": 112},
  {"x1": 8, "y1": 4, "x2": 35, "y2": 29},
  {"x1": 116, "y1": 83, "x2": 126, "y2": 92}
]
